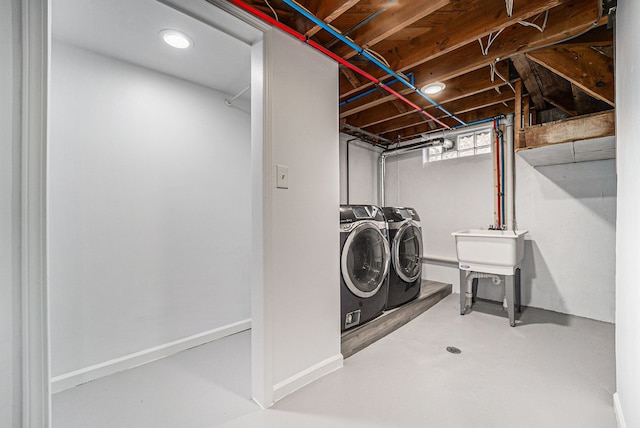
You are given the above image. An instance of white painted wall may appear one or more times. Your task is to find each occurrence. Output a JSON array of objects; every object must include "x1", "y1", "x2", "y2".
[
  {"x1": 48, "y1": 42, "x2": 251, "y2": 376},
  {"x1": 353, "y1": 142, "x2": 617, "y2": 322},
  {"x1": 256, "y1": 29, "x2": 341, "y2": 405},
  {"x1": 385, "y1": 149, "x2": 494, "y2": 289},
  {"x1": 615, "y1": 2, "x2": 640, "y2": 426},
  {"x1": 339, "y1": 134, "x2": 381, "y2": 205},
  {"x1": 516, "y1": 157, "x2": 616, "y2": 322},
  {"x1": 0, "y1": 0, "x2": 22, "y2": 425}
]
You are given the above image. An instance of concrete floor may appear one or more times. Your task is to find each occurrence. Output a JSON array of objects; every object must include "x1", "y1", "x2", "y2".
[{"x1": 53, "y1": 294, "x2": 617, "y2": 428}]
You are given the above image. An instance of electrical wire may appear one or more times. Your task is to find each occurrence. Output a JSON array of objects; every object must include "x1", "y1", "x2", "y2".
[
  {"x1": 490, "y1": 62, "x2": 516, "y2": 93},
  {"x1": 263, "y1": 0, "x2": 279, "y2": 21},
  {"x1": 505, "y1": 0, "x2": 514, "y2": 17},
  {"x1": 518, "y1": 10, "x2": 549, "y2": 32},
  {"x1": 478, "y1": 29, "x2": 504, "y2": 56}
]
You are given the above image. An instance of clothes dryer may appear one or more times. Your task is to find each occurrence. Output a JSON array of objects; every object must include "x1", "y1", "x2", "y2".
[
  {"x1": 340, "y1": 205, "x2": 390, "y2": 331},
  {"x1": 382, "y1": 207, "x2": 423, "y2": 308}
]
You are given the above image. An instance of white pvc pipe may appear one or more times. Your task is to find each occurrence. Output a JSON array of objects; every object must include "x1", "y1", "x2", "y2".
[
  {"x1": 378, "y1": 153, "x2": 386, "y2": 207},
  {"x1": 501, "y1": 114, "x2": 515, "y2": 230},
  {"x1": 378, "y1": 119, "x2": 499, "y2": 207},
  {"x1": 464, "y1": 271, "x2": 502, "y2": 311},
  {"x1": 421, "y1": 255, "x2": 458, "y2": 264}
]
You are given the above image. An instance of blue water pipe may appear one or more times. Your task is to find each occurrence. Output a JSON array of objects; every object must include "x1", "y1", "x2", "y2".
[
  {"x1": 281, "y1": 0, "x2": 466, "y2": 126},
  {"x1": 500, "y1": 128, "x2": 506, "y2": 225},
  {"x1": 453, "y1": 116, "x2": 496, "y2": 128},
  {"x1": 339, "y1": 73, "x2": 414, "y2": 107}
]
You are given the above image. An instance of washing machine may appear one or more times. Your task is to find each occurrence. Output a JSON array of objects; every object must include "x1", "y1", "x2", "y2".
[
  {"x1": 340, "y1": 205, "x2": 390, "y2": 331},
  {"x1": 382, "y1": 207, "x2": 423, "y2": 308}
]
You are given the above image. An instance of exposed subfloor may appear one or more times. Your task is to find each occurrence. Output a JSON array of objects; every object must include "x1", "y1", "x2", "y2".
[{"x1": 53, "y1": 293, "x2": 616, "y2": 428}]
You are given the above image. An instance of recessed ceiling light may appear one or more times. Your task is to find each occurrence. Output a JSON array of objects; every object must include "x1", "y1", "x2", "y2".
[
  {"x1": 160, "y1": 29, "x2": 193, "y2": 49},
  {"x1": 421, "y1": 82, "x2": 446, "y2": 95}
]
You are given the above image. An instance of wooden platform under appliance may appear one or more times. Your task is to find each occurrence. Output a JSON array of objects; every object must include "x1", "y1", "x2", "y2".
[{"x1": 341, "y1": 280, "x2": 452, "y2": 359}]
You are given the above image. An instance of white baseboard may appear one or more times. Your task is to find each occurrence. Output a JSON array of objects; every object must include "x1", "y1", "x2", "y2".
[
  {"x1": 613, "y1": 392, "x2": 627, "y2": 428},
  {"x1": 50, "y1": 319, "x2": 251, "y2": 394},
  {"x1": 272, "y1": 353, "x2": 343, "y2": 403}
]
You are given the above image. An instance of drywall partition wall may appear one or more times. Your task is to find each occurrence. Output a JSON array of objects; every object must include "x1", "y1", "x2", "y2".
[
  {"x1": 3, "y1": 0, "x2": 50, "y2": 423},
  {"x1": 615, "y1": 2, "x2": 640, "y2": 427},
  {"x1": 381, "y1": 147, "x2": 616, "y2": 322},
  {"x1": 48, "y1": 42, "x2": 251, "y2": 378},
  {"x1": 339, "y1": 134, "x2": 381, "y2": 205},
  {"x1": 0, "y1": 0, "x2": 22, "y2": 424},
  {"x1": 258, "y1": 29, "x2": 341, "y2": 406}
]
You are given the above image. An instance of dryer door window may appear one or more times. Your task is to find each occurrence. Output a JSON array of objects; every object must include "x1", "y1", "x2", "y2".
[
  {"x1": 341, "y1": 223, "x2": 390, "y2": 298},
  {"x1": 393, "y1": 221, "x2": 423, "y2": 283}
]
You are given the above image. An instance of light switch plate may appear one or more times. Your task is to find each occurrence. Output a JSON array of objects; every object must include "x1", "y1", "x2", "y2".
[{"x1": 276, "y1": 164, "x2": 289, "y2": 189}]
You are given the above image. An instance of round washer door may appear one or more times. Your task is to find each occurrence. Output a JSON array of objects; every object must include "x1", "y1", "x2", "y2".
[
  {"x1": 341, "y1": 222, "x2": 391, "y2": 298},
  {"x1": 392, "y1": 221, "x2": 423, "y2": 283}
]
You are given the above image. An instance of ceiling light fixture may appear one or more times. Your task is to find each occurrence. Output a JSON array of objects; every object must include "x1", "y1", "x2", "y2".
[
  {"x1": 159, "y1": 29, "x2": 193, "y2": 49},
  {"x1": 421, "y1": 82, "x2": 446, "y2": 95}
]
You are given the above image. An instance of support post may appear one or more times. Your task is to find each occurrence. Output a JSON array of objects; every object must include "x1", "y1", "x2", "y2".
[
  {"x1": 459, "y1": 269, "x2": 467, "y2": 315},
  {"x1": 505, "y1": 275, "x2": 516, "y2": 327},
  {"x1": 514, "y1": 80, "x2": 524, "y2": 149}
]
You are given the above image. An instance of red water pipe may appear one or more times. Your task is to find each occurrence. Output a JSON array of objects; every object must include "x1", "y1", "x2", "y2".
[
  {"x1": 494, "y1": 119, "x2": 502, "y2": 229},
  {"x1": 225, "y1": 0, "x2": 450, "y2": 130}
]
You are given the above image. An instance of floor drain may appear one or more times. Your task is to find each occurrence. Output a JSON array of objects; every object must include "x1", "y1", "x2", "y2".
[{"x1": 446, "y1": 346, "x2": 461, "y2": 354}]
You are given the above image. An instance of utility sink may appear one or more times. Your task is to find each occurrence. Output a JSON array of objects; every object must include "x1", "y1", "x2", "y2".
[{"x1": 452, "y1": 229, "x2": 528, "y2": 275}]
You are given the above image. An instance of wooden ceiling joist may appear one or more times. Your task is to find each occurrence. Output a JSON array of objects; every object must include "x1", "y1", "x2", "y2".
[
  {"x1": 239, "y1": 0, "x2": 613, "y2": 143},
  {"x1": 332, "y1": 0, "x2": 451, "y2": 60},
  {"x1": 526, "y1": 45, "x2": 615, "y2": 107},
  {"x1": 340, "y1": 0, "x2": 603, "y2": 99},
  {"x1": 544, "y1": 95, "x2": 576, "y2": 117},
  {"x1": 304, "y1": 0, "x2": 361, "y2": 37},
  {"x1": 511, "y1": 54, "x2": 546, "y2": 110},
  {"x1": 364, "y1": 86, "x2": 515, "y2": 136},
  {"x1": 370, "y1": 0, "x2": 562, "y2": 74},
  {"x1": 340, "y1": 67, "x2": 363, "y2": 89},
  {"x1": 380, "y1": 102, "x2": 514, "y2": 140},
  {"x1": 341, "y1": 62, "x2": 510, "y2": 123}
]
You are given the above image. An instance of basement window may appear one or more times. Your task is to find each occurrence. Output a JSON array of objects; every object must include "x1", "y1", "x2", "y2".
[{"x1": 422, "y1": 128, "x2": 493, "y2": 164}]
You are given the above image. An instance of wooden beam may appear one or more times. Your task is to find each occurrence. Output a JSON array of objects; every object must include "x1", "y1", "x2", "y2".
[
  {"x1": 390, "y1": 98, "x2": 410, "y2": 115},
  {"x1": 340, "y1": 67, "x2": 362, "y2": 89},
  {"x1": 379, "y1": 102, "x2": 514, "y2": 140},
  {"x1": 431, "y1": 86, "x2": 516, "y2": 117},
  {"x1": 341, "y1": 62, "x2": 510, "y2": 123},
  {"x1": 364, "y1": 87, "x2": 514, "y2": 136},
  {"x1": 305, "y1": 0, "x2": 361, "y2": 37},
  {"x1": 511, "y1": 54, "x2": 546, "y2": 110},
  {"x1": 526, "y1": 44, "x2": 615, "y2": 106},
  {"x1": 572, "y1": 85, "x2": 614, "y2": 115},
  {"x1": 332, "y1": 0, "x2": 450, "y2": 60},
  {"x1": 559, "y1": 22, "x2": 613, "y2": 47},
  {"x1": 340, "y1": 0, "x2": 602, "y2": 99},
  {"x1": 544, "y1": 95, "x2": 577, "y2": 117},
  {"x1": 519, "y1": 110, "x2": 615, "y2": 149},
  {"x1": 523, "y1": 94, "x2": 531, "y2": 127},
  {"x1": 360, "y1": 0, "x2": 562, "y2": 72},
  {"x1": 515, "y1": 80, "x2": 523, "y2": 149}
]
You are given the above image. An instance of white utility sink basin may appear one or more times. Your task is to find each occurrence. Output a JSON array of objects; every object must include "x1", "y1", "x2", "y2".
[{"x1": 452, "y1": 229, "x2": 528, "y2": 275}]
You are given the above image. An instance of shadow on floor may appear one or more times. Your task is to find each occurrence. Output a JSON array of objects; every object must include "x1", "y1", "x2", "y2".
[{"x1": 468, "y1": 299, "x2": 571, "y2": 327}]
